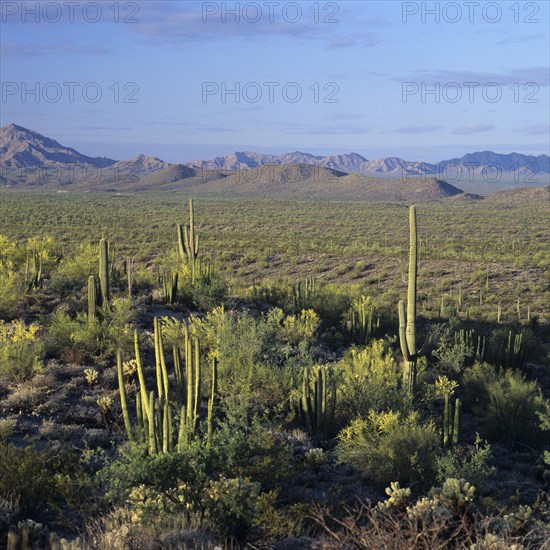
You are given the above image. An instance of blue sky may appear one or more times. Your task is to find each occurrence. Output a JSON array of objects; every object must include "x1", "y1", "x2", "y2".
[{"x1": 1, "y1": 0, "x2": 549, "y2": 162}]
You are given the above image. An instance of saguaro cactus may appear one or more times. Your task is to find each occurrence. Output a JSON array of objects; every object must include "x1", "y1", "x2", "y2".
[
  {"x1": 178, "y1": 198, "x2": 199, "y2": 278},
  {"x1": 99, "y1": 238, "x2": 110, "y2": 304},
  {"x1": 88, "y1": 275, "x2": 98, "y2": 321},
  {"x1": 398, "y1": 205, "x2": 430, "y2": 395}
]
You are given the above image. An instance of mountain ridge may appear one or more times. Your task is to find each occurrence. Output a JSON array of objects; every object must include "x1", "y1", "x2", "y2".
[{"x1": 1, "y1": 123, "x2": 548, "y2": 195}]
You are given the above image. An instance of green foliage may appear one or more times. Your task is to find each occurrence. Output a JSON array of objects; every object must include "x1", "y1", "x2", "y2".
[
  {"x1": 188, "y1": 269, "x2": 228, "y2": 311},
  {"x1": 483, "y1": 368, "x2": 548, "y2": 446},
  {"x1": 47, "y1": 298, "x2": 135, "y2": 358},
  {"x1": 436, "y1": 435, "x2": 496, "y2": 492},
  {"x1": 48, "y1": 243, "x2": 97, "y2": 296},
  {"x1": 0, "y1": 320, "x2": 43, "y2": 380},
  {"x1": 0, "y1": 442, "x2": 92, "y2": 523},
  {"x1": 204, "y1": 476, "x2": 260, "y2": 539},
  {"x1": 336, "y1": 410, "x2": 439, "y2": 490},
  {"x1": 336, "y1": 339, "x2": 410, "y2": 417}
]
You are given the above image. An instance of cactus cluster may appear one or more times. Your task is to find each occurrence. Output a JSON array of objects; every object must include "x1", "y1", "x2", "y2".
[
  {"x1": 295, "y1": 366, "x2": 336, "y2": 437},
  {"x1": 117, "y1": 320, "x2": 218, "y2": 455},
  {"x1": 442, "y1": 395, "x2": 461, "y2": 448},
  {"x1": 346, "y1": 295, "x2": 379, "y2": 344},
  {"x1": 293, "y1": 275, "x2": 316, "y2": 310},
  {"x1": 161, "y1": 270, "x2": 178, "y2": 304}
]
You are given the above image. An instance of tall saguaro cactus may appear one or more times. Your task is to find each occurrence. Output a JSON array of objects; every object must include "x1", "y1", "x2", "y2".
[
  {"x1": 99, "y1": 238, "x2": 110, "y2": 304},
  {"x1": 398, "y1": 205, "x2": 430, "y2": 395},
  {"x1": 177, "y1": 198, "x2": 199, "y2": 279}
]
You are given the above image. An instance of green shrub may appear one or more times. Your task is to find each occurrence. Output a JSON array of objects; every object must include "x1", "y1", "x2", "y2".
[
  {"x1": 336, "y1": 339, "x2": 410, "y2": 417},
  {"x1": 48, "y1": 243, "x2": 97, "y2": 296},
  {"x1": 0, "y1": 320, "x2": 43, "y2": 380},
  {"x1": 188, "y1": 270, "x2": 228, "y2": 311},
  {"x1": 436, "y1": 435, "x2": 496, "y2": 492},
  {"x1": 483, "y1": 368, "x2": 548, "y2": 447},
  {"x1": 336, "y1": 410, "x2": 439, "y2": 490}
]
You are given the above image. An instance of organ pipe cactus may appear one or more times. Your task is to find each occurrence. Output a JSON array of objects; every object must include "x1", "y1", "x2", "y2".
[
  {"x1": 296, "y1": 366, "x2": 336, "y2": 437},
  {"x1": 398, "y1": 205, "x2": 430, "y2": 395},
  {"x1": 117, "y1": 351, "x2": 134, "y2": 442},
  {"x1": 443, "y1": 396, "x2": 461, "y2": 448}
]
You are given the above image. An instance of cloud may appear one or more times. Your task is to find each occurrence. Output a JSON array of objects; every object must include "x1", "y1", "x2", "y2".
[
  {"x1": 495, "y1": 33, "x2": 545, "y2": 46},
  {"x1": 391, "y1": 125, "x2": 442, "y2": 134},
  {"x1": 327, "y1": 32, "x2": 381, "y2": 49},
  {"x1": 322, "y1": 111, "x2": 364, "y2": 121},
  {"x1": 1, "y1": 41, "x2": 111, "y2": 56},
  {"x1": 516, "y1": 123, "x2": 550, "y2": 136},
  {"x1": 452, "y1": 123, "x2": 495, "y2": 135}
]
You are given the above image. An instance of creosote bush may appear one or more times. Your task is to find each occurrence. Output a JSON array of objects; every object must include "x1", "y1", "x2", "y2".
[{"x1": 336, "y1": 410, "x2": 439, "y2": 490}]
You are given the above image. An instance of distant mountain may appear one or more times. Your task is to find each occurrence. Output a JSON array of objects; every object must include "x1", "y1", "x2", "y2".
[
  {"x1": 1, "y1": 123, "x2": 547, "y2": 195},
  {"x1": 0, "y1": 123, "x2": 115, "y2": 170},
  {"x1": 185, "y1": 163, "x2": 466, "y2": 202},
  {"x1": 187, "y1": 149, "x2": 550, "y2": 192}
]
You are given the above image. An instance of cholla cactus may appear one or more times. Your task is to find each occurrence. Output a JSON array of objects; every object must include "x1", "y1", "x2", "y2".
[
  {"x1": 378, "y1": 481, "x2": 412, "y2": 510},
  {"x1": 504, "y1": 505, "x2": 533, "y2": 533},
  {"x1": 438, "y1": 478, "x2": 475, "y2": 512},
  {"x1": 84, "y1": 368, "x2": 98, "y2": 386}
]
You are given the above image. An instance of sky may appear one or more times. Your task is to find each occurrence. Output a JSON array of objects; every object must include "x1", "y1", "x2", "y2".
[{"x1": 1, "y1": 0, "x2": 549, "y2": 163}]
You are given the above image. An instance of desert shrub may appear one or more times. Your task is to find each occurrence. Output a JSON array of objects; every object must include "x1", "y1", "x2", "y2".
[
  {"x1": 282, "y1": 309, "x2": 320, "y2": 347},
  {"x1": 48, "y1": 243, "x2": 97, "y2": 296},
  {"x1": 0, "y1": 320, "x2": 43, "y2": 380},
  {"x1": 336, "y1": 410, "x2": 439, "y2": 490},
  {"x1": 336, "y1": 339, "x2": 410, "y2": 418},
  {"x1": 203, "y1": 476, "x2": 260, "y2": 539},
  {"x1": 46, "y1": 298, "x2": 134, "y2": 359},
  {"x1": 436, "y1": 435, "x2": 496, "y2": 492},
  {"x1": 0, "y1": 269, "x2": 22, "y2": 320},
  {"x1": 432, "y1": 327, "x2": 473, "y2": 375},
  {"x1": 462, "y1": 361, "x2": 499, "y2": 407},
  {"x1": 482, "y1": 368, "x2": 548, "y2": 447},
  {"x1": 0, "y1": 442, "x2": 93, "y2": 525},
  {"x1": 104, "y1": 413, "x2": 292, "y2": 540},
  {"x1": 188, "y1": 270, "x2": 228, "y2": 311}
]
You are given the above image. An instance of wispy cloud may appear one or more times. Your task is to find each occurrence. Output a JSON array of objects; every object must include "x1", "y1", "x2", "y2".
[
  {"x1": 516, "y1": 123, "x2": 550, "y2": 136},
  {"x1": 453, "y1": 123, "x2": 495, "y2": 135},
  {"x1": 495, "y1": 33, "x2": 545, "y2": 46},
  {"x1": 1, "y1": 41, "x2": 112, "y2": 56},
  {"x1": 391, "y1": 125, "x2": 442, "y2": 134}
]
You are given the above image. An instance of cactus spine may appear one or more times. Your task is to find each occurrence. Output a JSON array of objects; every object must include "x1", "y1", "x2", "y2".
[
  {"x1": 398, "y1": 205, "x2": 429, "y2": 395},
  {"x1": 99, "y1": 238, "x2": 110, "y2": 304}
]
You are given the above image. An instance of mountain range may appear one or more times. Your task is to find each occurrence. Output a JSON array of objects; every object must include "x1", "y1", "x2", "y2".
[{"x1": 1, "y1": 123, "x2": 548, "y2": 198}]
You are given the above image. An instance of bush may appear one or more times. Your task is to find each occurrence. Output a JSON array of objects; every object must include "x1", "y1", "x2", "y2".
[
  {"x1": 189, "y1": 270, "x2": 228, "y2": 311},
  {"x1": 436, "y1": 435, "x2": 496, "y2": 493},
  {"x1": 336, "y1": 410, "x2": 439, "y2": 490},
  {"x1": 0, "y1": 320, "x2": 43, "y2": 380},
  {"x1": 482, "y1": 368, "x2": 548, "y2": 447},
  {"x1": 336, "y1": 339, "x2": 410, "y2": 418}
]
